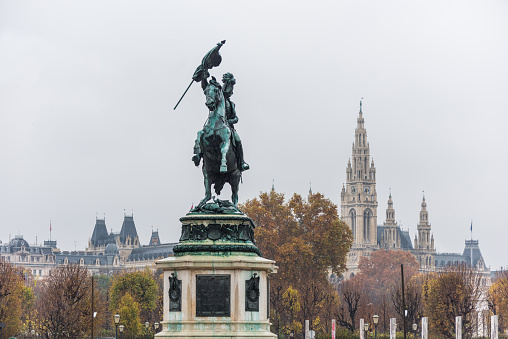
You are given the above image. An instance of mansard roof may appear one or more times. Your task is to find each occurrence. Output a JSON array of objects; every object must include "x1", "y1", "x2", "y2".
[
  {"x1": 55, "y1": 251, "x2": 118, "y2": 266},
  {"x1": 127, "y1": 243, "x2": 176, "y2": 262},
  {"x1": 120, "y1": 215, "x2": 138, "y2": 244},
  {"x1": 91, "y1": 219, "x2": 109, "y2": 247},
  {"x1": 376, "y1": 225, "x2": 414, "y2": 250},
  {"x1": 149, "y1": 230, "x2": 161, "y2": 246},
  {"x1": 9, "y1": 235, "x2": 30, "y2": 249},
  {"x1": 462, "y1": 239, "x2": 486, "y2": 268},
  {"x1": 400, "y1": 229, "x2": 414, "y2": 250}
]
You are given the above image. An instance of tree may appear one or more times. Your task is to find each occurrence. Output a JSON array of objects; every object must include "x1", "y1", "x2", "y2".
[
  {"x1": 423, "y1": 264, "x2": 483, "y2": 339},
  {"x1": 109, "y1": 268, "x2": 158, "y2": 323},
  {"x1": 152, "y1": 268, "x2": 164, "y2": 325},
  {"x1": 281, "y1": 286, "x2": 302, "y2": 336},
  {"x1": 356, "y1": 250, "x2": 420, "y2": 333},
  {"x1": 488, "y1": 270, "x2": 508, "y2": 332},
  {"x1": 117, "y1": 293, "x2": 141, "y2": 338},
  {"x1": 336, "y1": 276, "x2": 365, "y2": 332},
  {"x1": 392, "y1": 273, "x2": 425, "y2": 333},
  {"x1": 0, "y1": 262, "x2": 25, "y2": 337},
  {"x1": 357, "y1": 250, "x2": 420, "y2": 299},
  {"x1": 34, "y1": 264, "x2": 103, "y2": 339},
  {"x1": 240, "y1": 190, "x2": 353, "y2": 337}
]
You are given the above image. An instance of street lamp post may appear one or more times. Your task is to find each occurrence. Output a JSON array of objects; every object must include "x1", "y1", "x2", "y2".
[
  {"x1": 114, "y1": 314, "x2": 120, "y2": 339},
  {"x1": 412, "y1": 323, "x2": 417, "y2": 338},
  {"x1": 118, "y1": 325, "x2": 124, "y2": 339},
  {"x1": 364, "y1": 323, "x2": 369, "y2": 339},
  {"x1": 373, "y1": 315, "x2": 379, "y2": 339},
  {"x1": 154, "y1": 322, "x2": 160, "y2": 335},
  {"x1": 145, "y1": 321, "x2": 149, "y2": 339}
]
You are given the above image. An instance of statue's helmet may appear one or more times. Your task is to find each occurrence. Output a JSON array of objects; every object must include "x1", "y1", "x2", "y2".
[{"x1": 222, "y1": 73, "x2": 236, "y2": 96}]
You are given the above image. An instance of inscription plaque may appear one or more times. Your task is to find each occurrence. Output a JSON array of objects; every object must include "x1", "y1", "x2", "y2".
[{"x1": 196, "y1": 275, "x2": 230, "y2": 317}]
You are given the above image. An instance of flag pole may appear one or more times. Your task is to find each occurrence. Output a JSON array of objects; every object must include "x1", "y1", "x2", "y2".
[
  {"x1": 470, "y1": 220, "x2": 473, "y2": 266},
  {"x1": 173, "y1": 80, "x2": 194, "y2": 110}
]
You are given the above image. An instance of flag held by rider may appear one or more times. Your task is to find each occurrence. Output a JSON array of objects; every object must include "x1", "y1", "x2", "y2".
[{"x1": 173, "y1": 40, "x2": 226, "y2": 110}]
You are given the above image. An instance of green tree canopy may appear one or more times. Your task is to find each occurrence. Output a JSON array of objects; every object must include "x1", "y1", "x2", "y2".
[
  {"x1": 117, "y1": 293, "x2": 141, "y2": 338},
  {"x1": 109, "y1": 269, "x2": 157, "y2": 322}
]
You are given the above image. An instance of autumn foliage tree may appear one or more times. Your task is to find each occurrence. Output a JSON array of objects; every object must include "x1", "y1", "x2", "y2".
[
  {"x1": 34, "y1": 264, "x2": 104, "y2": 339},
  {"x1": 488, "y1": 270, "x2": 508, "y2": 332},
  {"x1": 423, "y1": 264, "x2": 483, "y2": 339},
  {"x1": 240, "y1": 190, "x2": 353, "y2": 337},
  {"x1": 355, "y1": 249, "x2": 420, "y2": 333},
  {"x1": 117, "y1": 293, "x2": 142, "y2": 338},
  {"x1": 0, "y1": 262, "x2": 25, "y2": 337}
]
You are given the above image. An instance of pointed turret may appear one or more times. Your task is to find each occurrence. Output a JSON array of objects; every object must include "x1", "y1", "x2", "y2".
[
  {"x1": 90, "y1": 218, "x2": 108, "y2": 248},
  {"x1": 381, "y1": 193, "x2": 399, "y2": 249},
  {"x1": 149, "y1": 230, "x2": 161, "y2": 246},
  {"x1": 414, "y1": 194, "x2": 436, "y2": 270},
  {"x1": 120, "y1": 214, "x2": 139, "y2": 246}
]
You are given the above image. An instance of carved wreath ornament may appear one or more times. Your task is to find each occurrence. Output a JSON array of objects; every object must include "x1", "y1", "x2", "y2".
[
  {"x1": 169, "y1": 273, "x2": 181, "y2": 302},
  {"x1": 246, "y1": 273, "x2": 260, "y2": 303}
]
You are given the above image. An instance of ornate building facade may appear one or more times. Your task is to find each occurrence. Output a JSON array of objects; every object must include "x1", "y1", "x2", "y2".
[
  {"x1": 340, "y1": 103, "x2": 378, "y2": 275},
  {"x1": 340, "y1": 103, "x2": 489, "y2": 279},
  {"x1": 1, "y1": 213, "x2": 177, "y2": 278}
]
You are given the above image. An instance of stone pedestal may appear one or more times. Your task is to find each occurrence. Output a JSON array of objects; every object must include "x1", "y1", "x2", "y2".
[{"x1": 156, "y1": 213, "x2": 277, "y2": 339}]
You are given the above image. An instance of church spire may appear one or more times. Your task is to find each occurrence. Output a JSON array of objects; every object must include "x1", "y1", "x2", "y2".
[{"x1": 341, "y1": 101, "x2": 378, "y2": 247}]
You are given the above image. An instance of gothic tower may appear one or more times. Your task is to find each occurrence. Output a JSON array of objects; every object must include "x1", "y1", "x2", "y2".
[
  {"x1": 341, "y1": 101, "x2": 378, "y2": 247},
  {"x1": 413, "y1": 195, "x2": 436, "y2": 270},
  {"x1": 380, "y1": 193, "x2": 401, "y2": 249}
]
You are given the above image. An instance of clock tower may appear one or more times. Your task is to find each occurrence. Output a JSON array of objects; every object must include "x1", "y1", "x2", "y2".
[{"x1": 341, "y1": 101, "x2": 378, "y2": 275}]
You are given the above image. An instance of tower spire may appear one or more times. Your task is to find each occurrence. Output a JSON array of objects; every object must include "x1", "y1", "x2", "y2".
[{"x1": 341, "y1": 101, "x2": 378, "y2": 248}]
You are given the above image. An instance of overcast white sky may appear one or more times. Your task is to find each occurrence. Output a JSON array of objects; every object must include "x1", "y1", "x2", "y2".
[{"x1": 1, "y1": 0, "x2": 507, "y2": 269}]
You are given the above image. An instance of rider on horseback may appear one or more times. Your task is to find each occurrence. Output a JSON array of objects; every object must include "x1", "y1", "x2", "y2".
[{"x1": 192, "y1": 72, "x2": 249, "y2": 172}]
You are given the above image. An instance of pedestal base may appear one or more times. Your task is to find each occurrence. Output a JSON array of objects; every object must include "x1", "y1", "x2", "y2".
[
  {"x1": 155, "y1": 213, "x2": 277, "y2": 338},
  {"x1": 155, "y1": 254, "x2": 277, "y2": 339}
]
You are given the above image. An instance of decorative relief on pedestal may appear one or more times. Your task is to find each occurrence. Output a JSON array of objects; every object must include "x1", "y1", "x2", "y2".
[
  {"x1": 245, "y1": 273, "x2": 260, "y2": 311},
  {"x1": 196, "y1": 275, "x2": 231, "y2": 317},
  {"x1": 179, "y1": 223, "x2": 254, "y2": 243},
  {"x1": 174, "y1": 214, "x2": 262, "y2": 256},
  {"x1": 168, "y1": 273, "x2": 181, "y2": 312}
]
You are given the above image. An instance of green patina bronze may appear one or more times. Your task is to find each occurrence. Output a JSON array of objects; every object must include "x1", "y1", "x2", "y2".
[
  {"x1": 176, "y1": 41, "x2": 249, "y2": 212},
  {"x1": 173, "y1": 212, "x2": 261, "y2": 257}
]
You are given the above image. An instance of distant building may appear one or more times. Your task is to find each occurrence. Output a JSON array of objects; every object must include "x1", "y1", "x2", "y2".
[
  {"x1": 1, "y1": 213, "x2": 177, "y2": 277},
  {"x1": 0, "y1": 235, "x2": 56, "y2": 277},
  {"x1": 340, "y1": 103, "x2": 490, "y2": 280}
]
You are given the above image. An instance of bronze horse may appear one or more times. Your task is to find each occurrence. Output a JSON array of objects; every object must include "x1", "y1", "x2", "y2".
[{"x1": 195, "y1": 79, "x2": 241, "y2": 209}]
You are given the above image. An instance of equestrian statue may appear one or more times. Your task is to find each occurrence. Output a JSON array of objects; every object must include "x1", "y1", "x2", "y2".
[{"x1": 174, "y1": 41, "x2": 249, "y2": 213}]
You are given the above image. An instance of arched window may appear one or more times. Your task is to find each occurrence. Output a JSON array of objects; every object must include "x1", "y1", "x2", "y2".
[
  {"x1": 364, "y1": 209, "x2": 372, "y2": 242},
  {"x1": 349, "y1": 209, "x2": 357, "y2": 242}
]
